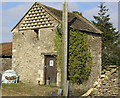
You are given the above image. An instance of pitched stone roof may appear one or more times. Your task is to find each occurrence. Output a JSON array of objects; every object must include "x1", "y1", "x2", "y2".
[
  {"x1": 0, "y1": 42, "x2": 12, "y2": 57},
  {"x1": 44, "y1": 5, "x2": 102, "y2": 34},
  {"x1": 11, "y1": 2, "x2": 102, "y2": 34}
]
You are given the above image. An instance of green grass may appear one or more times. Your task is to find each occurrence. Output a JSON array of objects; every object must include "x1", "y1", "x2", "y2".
[
  {"x1": 2, "y1": 82, "x2": 59, "y2": 96},
  {"x1": 2, "y1": 83, "x2": 18, "y2": 87}
]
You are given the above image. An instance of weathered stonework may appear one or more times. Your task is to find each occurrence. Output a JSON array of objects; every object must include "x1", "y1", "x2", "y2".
[
  {"x1": 11, "y1": 2, "x2": 102, "y2": 87},
  {"x1": 87, "y1": 33, "x2": 102, "y2": 87},
  {"x1": 12, "y1": 27, "x2": 59, "y2": 85},
  {"x1": 0, "y1": 58, "x2": 12, "y2": 72},
  {"x1": 77, "y1": 66, "x2": 119, "y2": 97},
  {"x1": 12, "y1": 2, "x2": 61, "y2": 86},
  {"x1": 93, "y1": 66, "x2": 119, "y2": 96},
  {"x1": 69, "y1": 33, "x2": 102, "y2": 96}
]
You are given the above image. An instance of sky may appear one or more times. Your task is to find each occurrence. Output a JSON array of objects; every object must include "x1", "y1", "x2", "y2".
[{"x1": 0, "y1": 1, "x2": 119, "y2": 43}]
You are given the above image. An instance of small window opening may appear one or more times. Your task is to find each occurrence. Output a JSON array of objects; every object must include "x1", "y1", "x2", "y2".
[
  {"x1": 22, "y1": 32, "x2": 24, "y2": 35},
  {"x1": 48, "y1": 77, "x2": 50, "y2": 80},
  {"x1": 38, "y1": 80, "x2": 40, "y2": 85},
  {"x1": 34, "y1": 29, "x2": 39, "y2": 39}
]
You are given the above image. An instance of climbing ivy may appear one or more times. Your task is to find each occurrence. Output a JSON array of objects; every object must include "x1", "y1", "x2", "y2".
[
  {"x1": 68, "y1": 28, "x2": 92, "y2": 84},
  {"x1": 54, "y1": 25, "x2": 92, "y2": 84},
  {"x1": 54, "y1": 24, "x2": 63, "y2": 69}
]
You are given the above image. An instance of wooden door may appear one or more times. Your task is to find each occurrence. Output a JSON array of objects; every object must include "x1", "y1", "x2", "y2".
[{"x1": 44, "y1": 55, "x2": 57, "y2": 84}]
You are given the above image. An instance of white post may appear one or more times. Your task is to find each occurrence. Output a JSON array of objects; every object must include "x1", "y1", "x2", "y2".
[{"x1": 62, "y1": 0, "x2": 68, "y2": 96}]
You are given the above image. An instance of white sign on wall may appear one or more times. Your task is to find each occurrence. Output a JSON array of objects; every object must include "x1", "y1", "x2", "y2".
[{"x1": 50, "y1": 60, "x2": 54, "y2": 66}]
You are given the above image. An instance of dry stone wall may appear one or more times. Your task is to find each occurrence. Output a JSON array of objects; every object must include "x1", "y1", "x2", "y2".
[
  {"x1": 81, "y1": 65, "x2": 119, "y2": 97},
  {"x1": 93, "y1": 65, "x2": 119, "y2": 96},
  {"x1": 0, "y1": 58, "x2": 12, "y2": 72}
]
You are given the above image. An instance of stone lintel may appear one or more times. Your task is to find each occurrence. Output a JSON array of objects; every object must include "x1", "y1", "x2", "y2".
[{"x1": 41, "y1": 52, "x2": 57, "y2": 56}]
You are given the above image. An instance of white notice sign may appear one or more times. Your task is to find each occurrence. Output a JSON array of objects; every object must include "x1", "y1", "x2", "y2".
[{"x1": 50, "y1": 60, "x2": 54, "y2": 66}]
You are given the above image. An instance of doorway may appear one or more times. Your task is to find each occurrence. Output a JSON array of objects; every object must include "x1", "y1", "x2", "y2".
[{"x1": 44, "y1": 55, "x2": 57, "y2": 85}]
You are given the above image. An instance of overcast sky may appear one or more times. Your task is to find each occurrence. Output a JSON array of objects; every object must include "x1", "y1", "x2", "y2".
[{"x1": 0, "y1": 1, "x2": 119, "y2": 43}]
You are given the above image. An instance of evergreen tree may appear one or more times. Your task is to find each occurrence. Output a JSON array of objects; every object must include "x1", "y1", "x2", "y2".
[{"x1": 92, "y1": 2, "x2": 120, "y2": 69}]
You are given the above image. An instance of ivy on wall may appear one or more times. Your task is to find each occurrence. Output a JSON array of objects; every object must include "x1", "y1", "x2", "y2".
[
  {"x1": 54, "y1": 24, "x2": 63, "y2": 69},
  {"x1": 68, "y1": 28, "x2": 92, "y2": 84},
  {"x1": 54, "y1": 25, "x2": 92, "y2": 84}
]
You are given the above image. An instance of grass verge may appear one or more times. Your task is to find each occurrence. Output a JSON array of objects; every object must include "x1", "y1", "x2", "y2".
[{"x1": 2, "y1": 82, "x2": 59, "y2": 96}]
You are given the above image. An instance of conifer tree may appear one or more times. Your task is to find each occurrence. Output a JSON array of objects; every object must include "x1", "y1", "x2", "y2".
[{"x1": 92, "y1": 2, "x2": 120, "y2": 68}]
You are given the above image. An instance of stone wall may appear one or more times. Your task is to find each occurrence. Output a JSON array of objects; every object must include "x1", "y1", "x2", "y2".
[
  {"x1": 0, "y1": 58, "x2": 2, "y2": 73},
  {"x1": 12, "y1": 28, "x2": 102, "y2": 89},
  {"x1": 12, "y1": 13, "x2": 61, "y2": 85},
  {"x1": 93, "y1": 65, "x2": 119, "y2": 96},
  {"x1": 69, "y1": 32, "x2": 102, "y2": 96},
  {"x1": 80, "y1": 65, "x2": 119, "y2": 97},
  {"x1": 87, "y1": 33, "x2": 102, "y2": 87},
  {"x1": 11, "y1": 2, "x2": 63, "y2": 85},
  {"x1": 0, "y1": 58, "x2": 12, "y2": 72},
  {"x1": 12, "y1": 27, "x2": 57, "y2": 85}
]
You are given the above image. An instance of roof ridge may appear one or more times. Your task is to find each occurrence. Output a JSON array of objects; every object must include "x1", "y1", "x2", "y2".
[
  {"x1": 41, "y1": 4, "x2": 102, "y2": 34},
  {"x1": 74, "y1": 13, "x2": 103, "y2": 34},
  {"x1": 11, "y1": 2, "x2": 102, "y2": 34}
]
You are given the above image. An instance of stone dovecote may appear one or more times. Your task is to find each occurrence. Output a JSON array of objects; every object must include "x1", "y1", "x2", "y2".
[
  {"x1": 11, "y1": 2, "x2": 102, "y2": 88},
  {"x1": 20, "y1": 3, "x2": 54, "y2": 30}
]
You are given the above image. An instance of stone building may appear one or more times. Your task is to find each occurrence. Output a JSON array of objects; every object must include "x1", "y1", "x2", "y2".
[
  {"x1": 11, "y1": 2, "x2": 102, "y2": 87},
  {"x1": 0, "y1": 42, "x2": 12, "y2": 73}
]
